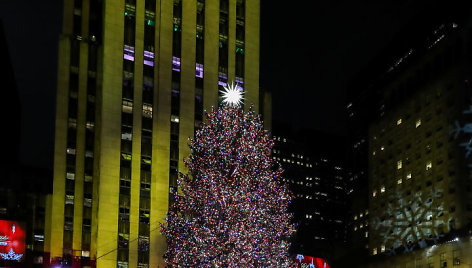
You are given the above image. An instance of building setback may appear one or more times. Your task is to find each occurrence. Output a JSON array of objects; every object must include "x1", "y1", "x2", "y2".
[{"x1": 45, "y1": 0, "x2": 261, "y2": 267}]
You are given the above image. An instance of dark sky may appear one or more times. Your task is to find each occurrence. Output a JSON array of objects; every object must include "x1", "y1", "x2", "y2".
[
  {"x1": 0, "y1": 0, "x2": 434, "y2": 169},
  {"x1": 261, "y1": 0, "x2": 435, "y2": 136}
]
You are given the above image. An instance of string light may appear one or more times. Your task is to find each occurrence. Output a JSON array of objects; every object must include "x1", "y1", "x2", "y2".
[{"x1": 161, "y1": 104, "x2": 295, "y2": 266}]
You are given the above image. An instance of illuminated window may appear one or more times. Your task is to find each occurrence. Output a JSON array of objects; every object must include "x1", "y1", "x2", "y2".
[
  {"x1": 142, "y1": 104, "x2": 153, "y2": 118},
  {"x1": 397, "y1": 160, "x2": 402, "y2": 169},
  {"x1": 416, "y1": 119, "x2": 422, "y2": 128},
  {"x1": 372, "y1": 151, "x2": 376, "y2": 156},
  {"x1": 397, "y1": 178, "x2": 403, "y2": 184},
  {"x1": 170, "y1": 115, "x2": 180, "y2": 123},
  {"x1": 354, "y1": 215, "x2": 358, "y2": 220},
  {"x1": 365, "y1": 210, "x2": 369, "y2": 215},
  {"x1": 380, "y1": 186, "x2": 385, "y2": 193},
  {"x1": 365, "y1": 231, "x2": 369, "y2": 238},
  {"x1": 65, "y1": 195, "x2": 75, "y2": 205},
  {"x1": 360, "y1": 223, "x2": 364, "y2": 228},
  {"x1": 380, "y1": 146, "x2": 385, "y2": 151},
  {"x1": 354, "y1": 226, "x2": 357, "y2": 231},
  {"x1": 397, "y1": 118, "x2": 402, "y2": 125},
  {"x1": 373, "y1": 248, "x2": 377, "y2": 255},
  {"x1": 360, "y1": 213, "x2": 363, "y2": 218},
  {"x1": 406, "y1": 172, "x2": 412, "y2": 179},
  {"x1": 122, "y1": 100, "x2": 133, "y2": 113},
  {"x1": 426, "y1": 161, "x2": 432, "y2": 170},
  {"x1": 381, "y1": 245, "x2": 385, "y2": 252},
  {"x1": 372, "y1": 191, "x2": 377, "y2": 197}
]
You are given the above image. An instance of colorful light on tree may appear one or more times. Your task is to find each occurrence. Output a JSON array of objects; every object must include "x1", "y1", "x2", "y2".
[{"x1": 161, "y1": 96, "x2": 295, "y2": 266}]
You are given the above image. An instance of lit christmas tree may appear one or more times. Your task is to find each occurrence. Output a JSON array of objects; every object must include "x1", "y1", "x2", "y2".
[{"x1": 161, "y1": 83, "x2": 296, "y2": 267}]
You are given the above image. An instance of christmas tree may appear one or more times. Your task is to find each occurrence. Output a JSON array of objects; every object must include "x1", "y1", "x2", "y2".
[{"x1": 161, "y1": 83, "x2": 295, "y2": 267}]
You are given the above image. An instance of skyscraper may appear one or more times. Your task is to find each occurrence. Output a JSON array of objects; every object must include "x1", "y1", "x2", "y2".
[
  {"x1": 271, "y1": 127, "x2": 348, "y2": 263},
  {"x1": 348, "y1": 3, "x2": 472, "y2": 267},
  {"x1": 44, "y1": 0, "x2": 260, "y2": 267}
]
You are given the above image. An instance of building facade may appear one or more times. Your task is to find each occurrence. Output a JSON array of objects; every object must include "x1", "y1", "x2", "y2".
[
  {"x1": 272, "y1": 130, "x2": 348, "y2": 263},
  {"x1": 363, "y1": 4, "x2": 472, "y2": 266},
  {"x1": 45, "y1": 0, "x2": 260, "y2": 267}
]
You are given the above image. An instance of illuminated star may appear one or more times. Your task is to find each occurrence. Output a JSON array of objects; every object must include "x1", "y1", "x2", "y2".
[{"x1": 220, "y1": 82, "x2": 244, "y2": 107}]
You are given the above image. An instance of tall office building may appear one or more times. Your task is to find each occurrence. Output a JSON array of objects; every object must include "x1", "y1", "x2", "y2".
[
  {"x1": 352, "y1": 3, "x2": 472, "y2": 267},
  {"x1": 45, "y1": 0, "x2": 260, "y2": 267}
]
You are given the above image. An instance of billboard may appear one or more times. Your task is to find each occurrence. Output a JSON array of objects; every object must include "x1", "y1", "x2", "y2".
[
  {"x1": 294, "y1": 254, "x2": 330, "y2": 268},
  {"x1": 0, "y1": 220, "x2": 25, "y2": 262}
]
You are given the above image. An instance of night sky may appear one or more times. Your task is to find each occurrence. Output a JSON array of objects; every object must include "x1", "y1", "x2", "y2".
[{"x1": 0, "y1": 0, "x2": 435, "y2": 169}]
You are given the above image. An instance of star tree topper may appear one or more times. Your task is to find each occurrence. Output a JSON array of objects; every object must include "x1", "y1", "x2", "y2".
[{"x1": 220, "y1": 81, "x2": 244, "y2": 107}]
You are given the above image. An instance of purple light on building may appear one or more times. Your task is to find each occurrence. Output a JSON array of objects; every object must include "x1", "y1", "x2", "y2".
[
  {"x1": 218, "y1": 72, "x2": 228, "y2": 86},
  {"x1": 144, "y1": 50, "x2": 154, "y2": 58},
  {"x1": 196, "y1": 63, "x2": 203, "y2": 78},
  {"x1": 172, "y1": 56, "x2": 181, "y2": 72},
  {"x1": 143, "y1": 60, "x2": 154, "y2": 66},
  {"x1": 124, "y1": 54, "x2": 134, "y2": 61},
  {"x1": 144, "y1": 50, "x2": 154, "y2": 67}
]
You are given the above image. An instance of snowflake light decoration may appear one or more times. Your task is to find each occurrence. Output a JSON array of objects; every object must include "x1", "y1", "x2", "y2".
[
  {"x1": 220, "y1": 81, "x2": 244, "y2": 107},
  {"x1": 371, "y1": 189, "x2": 446, "y2": 254},
  {"x1": 0, "y1": 248, "x2": 23, "y2": 261},
  {"x1": 451, "y1": 103, "x2": 472, "y2": 176}
]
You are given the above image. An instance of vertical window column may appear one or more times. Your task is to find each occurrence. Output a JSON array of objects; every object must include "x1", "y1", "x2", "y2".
[
  {"x1": 195, "y1": 0, "x2": 205, "y2": 130},
  {"x1": 235, "y1": 0, "x2": 245, "y2": 89},
  {"x1": 118, "y1": 0, "x2": 137, "y2": 266},
  {"x1": 138, "y1": 0, "x2": 156, "y2": 267},
  {"x1": 63, "y1": 38, "x2": 80, "y2": 257},
  {"x1": 81, "y1": 39, "x2": 97, "y2": 261},
  {"x1": 169, "y1": 0, "x2": 182, "y2": 203},
  {"x1": 218, "y1": 0, "x2": 229, "y2": 102}
]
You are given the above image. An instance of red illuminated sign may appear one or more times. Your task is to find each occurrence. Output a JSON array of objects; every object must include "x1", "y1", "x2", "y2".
[
  {"x1": 0, "y1": 220, "x2": 25, "y2": 261},
  {"x1": 294, "y1": 254, "x2": 330, "y2": 268}
]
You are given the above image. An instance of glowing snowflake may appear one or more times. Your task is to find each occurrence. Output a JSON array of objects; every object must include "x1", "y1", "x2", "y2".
[
  {"x1": 451, "y1": 104, "x2": 472, "y2": 162},
  {"x1": 0, "y1": 248, "x2": 23, "y2": 261},
  {"x1": 371, "y1": 189, "x2": 446, "y2": 252},
  {"x1": 220, "y1": 82, "x2": 244, "y2": 107}
]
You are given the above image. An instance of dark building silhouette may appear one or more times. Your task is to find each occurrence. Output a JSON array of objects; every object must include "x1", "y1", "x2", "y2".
[
  {"x1": 0, "y1": 20, "x2": 20, "y2": 176},
  {"x1": 272, "y1": 124, "x2": 348, "y2": 264}
]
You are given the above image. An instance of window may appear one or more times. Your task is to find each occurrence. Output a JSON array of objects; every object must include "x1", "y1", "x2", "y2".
[
  {"x1": 372, "y1": 191, "x2": 377, "y2": 197},
  {"x1": 453, "y1": 250, "x2": 461, "y2": 266},
  {"x1": 426, "y1": 161, "x2": 432, "y2": 170},
  {"x1": 416, "y1": 119, "x2": 422, "y2": 128},
  {"x1": 397, "y1": 118, "x2": 402, "y2": 125},
  {"x1": 372, "y1": 248, "x2": 377, "y2": 255},
  {"x1": 406, "y1": 172, "x2": 412, "y2": 179},
  {"x1": 397, "y1": 160, "x2": 402, "y2": 169},
  {"x1": 381, "y1": 245, "x2": 385, "y2": 252},
  {"x1": 397, "y1": 178, "x2": 403, "y2": 184},
  {"x1": 381, "y1": 186, "x2": 385, "y2": 193}
]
